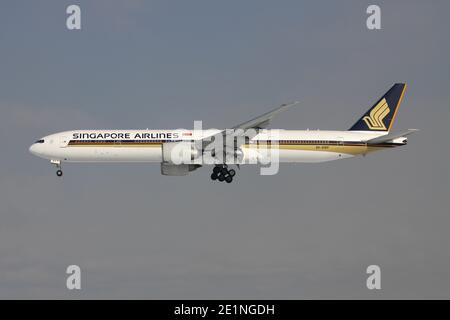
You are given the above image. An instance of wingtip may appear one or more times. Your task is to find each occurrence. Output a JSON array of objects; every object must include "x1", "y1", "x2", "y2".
[{"x1": 281, "y1": 101, "x2": 300, "y2": 107}]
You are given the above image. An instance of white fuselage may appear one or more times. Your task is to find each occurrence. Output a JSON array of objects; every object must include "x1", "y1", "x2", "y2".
[{"x1": 29, "y1": 129, "x2": 404, "y2": 164}]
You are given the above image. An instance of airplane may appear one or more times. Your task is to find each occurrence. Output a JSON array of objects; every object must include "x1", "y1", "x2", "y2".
[{"x1": 29, "y1": 83, "x2": 417, "y2": 183}]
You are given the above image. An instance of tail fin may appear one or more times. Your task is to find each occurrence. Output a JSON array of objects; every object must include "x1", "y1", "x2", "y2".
[{"x1": 349, "y1": 83, "x2": 407, "y2": 132}]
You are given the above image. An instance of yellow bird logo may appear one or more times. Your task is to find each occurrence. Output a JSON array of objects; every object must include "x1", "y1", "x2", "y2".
[{"x1": 363, "y1": 98, "x2": 390, "y2": 130}]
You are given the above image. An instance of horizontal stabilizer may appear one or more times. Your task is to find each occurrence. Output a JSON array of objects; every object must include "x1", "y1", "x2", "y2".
[{"x1": 365, "y1": 129, "x2": 419, "y2": 144}]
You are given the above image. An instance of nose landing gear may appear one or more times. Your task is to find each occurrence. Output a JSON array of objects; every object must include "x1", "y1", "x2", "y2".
[
  {"x1": 211, "y1": 165, "x2": 236, "y2": 183},
  {"x1": 51, "y1": 160, "x2": 63, "y2": 177}
]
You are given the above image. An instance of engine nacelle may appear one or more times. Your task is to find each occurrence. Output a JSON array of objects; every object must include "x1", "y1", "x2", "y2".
[
  {"x1": 160, "y1": 163, "x2": 200, "y2": 176},
  {"x1": 162, "y1": 141, "x2": 200, "y2": 164}
]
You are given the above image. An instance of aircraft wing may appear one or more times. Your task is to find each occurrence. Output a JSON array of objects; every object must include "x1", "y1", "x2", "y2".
[
  {"x1": 231, "y1": 101, "x2": 301, "y2": 130},
  {"x1": 365, "y1": 129, "x2": 419, "y2": 144},
  {"x1": 202, "y1": 101, "x2": 300, "y2": 151}
]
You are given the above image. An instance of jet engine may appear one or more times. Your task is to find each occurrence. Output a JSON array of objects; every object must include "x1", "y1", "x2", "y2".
[
  {"x1": 160, "y1": 163, "x2": 200, "y2": 176},
  {"x1": 162, "y1": 141, "x2": 201, "y2": 164}
]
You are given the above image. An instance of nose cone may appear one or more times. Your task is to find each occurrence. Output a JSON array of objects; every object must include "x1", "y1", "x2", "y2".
[{"x1": 29, "y1": 143, "x2": 37, "y2": 155}]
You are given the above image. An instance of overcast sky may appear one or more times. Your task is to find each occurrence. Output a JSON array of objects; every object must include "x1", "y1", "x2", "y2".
[{"x1": 1, "y1": 0, "x2": 449, "y2": 299}]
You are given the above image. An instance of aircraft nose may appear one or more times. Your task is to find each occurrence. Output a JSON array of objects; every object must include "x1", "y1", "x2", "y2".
[{"x1": 29, "y1": 143, "x2": 38, "y2": 155}]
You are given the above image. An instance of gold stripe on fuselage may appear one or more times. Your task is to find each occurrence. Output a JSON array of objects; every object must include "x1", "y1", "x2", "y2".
[
  {"x1": 68, "y1": 141, "x2": 396, "y2": 155},
  {"x1": 242, "y1": 144, "x2": 392, "y2": 155}
]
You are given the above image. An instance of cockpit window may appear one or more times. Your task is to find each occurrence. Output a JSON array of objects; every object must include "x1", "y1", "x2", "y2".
[{"x1": 35, "y1": 139, "x2": 45, "y2": 144}]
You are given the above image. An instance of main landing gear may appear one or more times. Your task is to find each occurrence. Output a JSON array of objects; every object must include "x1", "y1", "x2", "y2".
[
  {"x1": 210, "y1": 165, "x2": 236, "y2": 183},
  {"x1": 51, "y1": 160, "x2": 63, "y2": 177}
]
